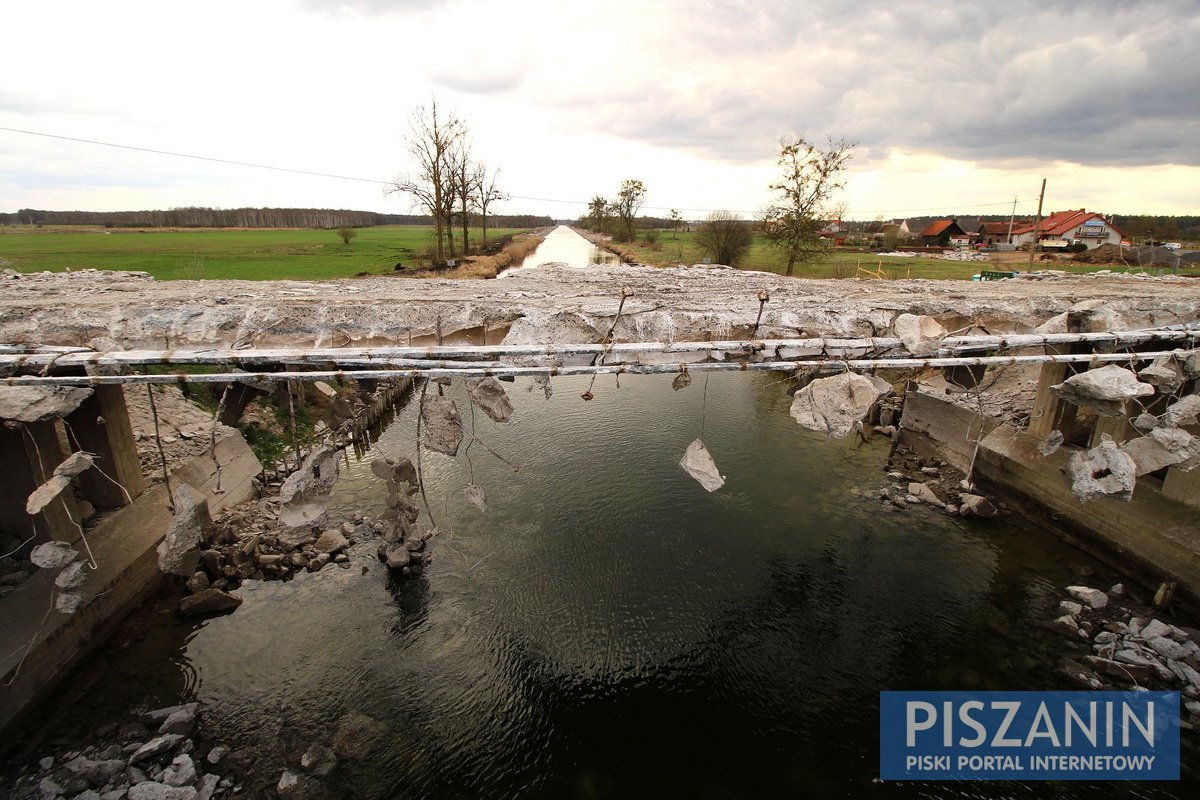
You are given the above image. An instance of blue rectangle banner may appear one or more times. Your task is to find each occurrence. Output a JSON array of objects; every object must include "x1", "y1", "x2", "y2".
[{"x1": 880, "y1": 691, "x2": 1180, "y2": 780}]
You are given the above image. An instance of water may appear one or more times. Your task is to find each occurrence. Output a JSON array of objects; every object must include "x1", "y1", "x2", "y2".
[
  {"x1": 501, "y1": 225, "x2": 621, "y2": 277},
  {"x1": 19, "y1": 373, "x2": 1195, "y2": 797}
]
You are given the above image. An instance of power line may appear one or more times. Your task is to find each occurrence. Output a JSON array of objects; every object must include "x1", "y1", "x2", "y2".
[{"x1": 1, "y1": 125, "x2": 1038, "y2": 219}]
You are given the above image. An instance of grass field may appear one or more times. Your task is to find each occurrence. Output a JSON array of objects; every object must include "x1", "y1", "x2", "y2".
[
  {"x1": 0, "y1": 225, "x2": 525, "y2": 281},
  {"x1": 615, "y1": 230, "x2": 1192, "y2": 280}
]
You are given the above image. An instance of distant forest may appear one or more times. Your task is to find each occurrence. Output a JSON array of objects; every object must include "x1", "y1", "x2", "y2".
[{"x1": 0, "y1": 207, "x2": 554, "y2": 230}]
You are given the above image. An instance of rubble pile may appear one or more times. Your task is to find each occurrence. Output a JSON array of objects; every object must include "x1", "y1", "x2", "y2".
[
  {"x1": 1052, "y1": 584, "x2": 1200, "y2": 730},
  {"x1": 0, "y1": 702, "x2": 235, "y2": 800}
]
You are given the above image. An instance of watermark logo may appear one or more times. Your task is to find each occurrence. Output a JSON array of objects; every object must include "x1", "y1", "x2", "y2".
[{"x1": 880, "y1": 691, "x2": 1179, "y2": 780}]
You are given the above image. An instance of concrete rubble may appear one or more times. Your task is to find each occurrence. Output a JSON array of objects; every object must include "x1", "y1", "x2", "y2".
[
  {"x1": 277, "y1": 445, "x2": 341, "y2": 530},
  {"x1": 1049, "y1": 365, "x2": 1155, "y2": 416},
  {"x1": 0, "y1": 386, "x2": 92, "y2": 423},
  {"x1": 466, "y1": 377, "x2": 514, "y2": 423},
  {"x1": 30, "y1": 541, "x2": 80, "y2": 570},
  {"x1": 1066, "y1": 435, "x2": 1137, "y2": 502},
  {"x1": 157, "y1": 484, "x2": 211, "y2": 577},
  {"x1": 679, "y1": 438, "x2": 725, "y2": 492},
  {"x1": 1051, "y1": 584, "x2": 1200, "y2": 732},
  {"x1": 462, "y1": 483, "x2": 488, "y2": 513},
  {"x1": 1120, "y1": 428, "x2": 1200, "y2": 476},
  {"x1": 25, "y1": 452, "x2": 95, "y2": 515},
  {"x1": 420, "y1": 395, "x2": 463, "y2": 456},
  {"x1": 789, "y1": 372, "x2": 890, "y2": 438},
  {"x1": 892, "y1": 313, "x2": 946, "y2": 355},
  {"x1": 0, "y1": 701, "x2": 235, "y2": 800}
]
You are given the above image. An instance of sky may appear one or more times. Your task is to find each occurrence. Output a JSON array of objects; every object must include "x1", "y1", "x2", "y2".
[{"x1": 2, "y1": 0, "x2": 1198, "y2": 221}]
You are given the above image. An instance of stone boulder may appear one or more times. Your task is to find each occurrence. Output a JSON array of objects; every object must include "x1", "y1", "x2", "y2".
[{"x1": 179, "y1": 588, "x2": 242, "y2": 617}]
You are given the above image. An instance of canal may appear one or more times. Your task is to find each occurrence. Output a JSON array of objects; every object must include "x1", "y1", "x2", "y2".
[{"x1": 14, "y1": 371, "x2": 1192, "y2": 798}]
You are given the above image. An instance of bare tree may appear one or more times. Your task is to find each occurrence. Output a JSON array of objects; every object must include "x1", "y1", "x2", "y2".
[
  {"x1": 387, "y1": 99, "x2": 467, "y2": 264},
  {"x1": 587, "y1": 195, "x2": 609, "y2": 234},
  {"x1": 761, "y1": 136, "x2": 855, "y2": 276},
  {"x1": 669, "y1": 209, "x2": 682, "y2": 239},
  {"x1": 612, "y1": 179, "x2": 646, "y2": 243},
  {"x1": 696, "y1": 211, "x2": 753, "y2": 266},
  {"x1": 473, "y1": 163, "x2": 506, "y2": 247}
]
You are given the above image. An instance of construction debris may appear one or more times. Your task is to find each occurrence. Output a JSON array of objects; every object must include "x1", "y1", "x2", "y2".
[
  {"x1": 462, "y1": 484, "x2": 488, "y2": 513},
  {"x1": 1049, "y1": 365, "x2": 1155, "y2": 416},
  {"x1": 30, "y1": 540, "x2": 80, "y2": 570},
  {"x1": 0, "y1": 386, "x2": 92, "y2": 422},
  {"x1": 679, "y1": 438, "x2": 725, "y2": 492},
  {"x1": 25, "y1": 451, "x2": 95, "y2": 515},
  {"x1": 1121, "y1": 428, "x2": 1200, "y2": 476},
  {"x1": 421, "y1": 395, "x2": 463, "y2": 455},
  {"x1": 1066, "y1": 435, "x2": 1137, "y2": 502},
  {"x1": 893, "y1": 313, "x2": 946, "y2": 355},
  {"x1": 158, "y1": 484, "x2": 212, "y2": 577},
  {"x1": 1162, "y1": 395, "x2": 1200, "y2": 429},
  {"x1": 789, "y1": 372, "x2": 890, "y2": 438},
  {"x1": 278, "y1": 446, "x2": 342, "y2": 530},
  {"x1": 466, "y1": 377, "x2": 514, "y2": 423}
]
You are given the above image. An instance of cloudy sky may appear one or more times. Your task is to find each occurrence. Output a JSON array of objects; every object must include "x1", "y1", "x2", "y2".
[{"x1": 2, "y1": 0, "x2": 1197, "y2": 220}]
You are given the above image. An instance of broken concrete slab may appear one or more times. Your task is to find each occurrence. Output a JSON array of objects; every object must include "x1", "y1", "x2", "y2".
[
  {"x1": 25, "y1": 451, "x2": 96, "y2": 515},
  {"x1": 313, "y1": 529, "x2": 349, "y2": 555},
  {"x1": 278, "y1": 446, "x2": 341, "y2": 530},
  {"x1": 157, "y1": 484, "x2": 211, "y2": 577},
  {"x1": 1121, "y1": 428, "x2": 1200, "y2": 476},
  {"x1": 680, "y1": 438, "x2": 725, "y2": 492},
  {"x1": 1050, "y1": 365, "x2": 1154, "y2": 416},
  {"x1": 1066, "y1": 434, "x2": 1137, "y2": 502},
  {"x1": 1037, "y1": 430, "x2": 1064, "y2": 457},
  {"x1": 1162, "y1": 395, "x2": 1200, "y2": 429},
  {"x1": 1139, "y1": 356, "x2": 1185, "y2": 392},
  {"x1": 789, "y1": 372, "x2": 889, "y2": 438},
  {"x1": 893, "y1": 313, "x2": 946, "y2": 354},
  {"x1": 421, "y1": 395, "x2": 463, "y2": 456},
  {"x1": 0, "y1": 386, "x2": 93, "y2": 422},
  {"x1": 466, "y1": 377, "x2": 514, "y2": 423}
]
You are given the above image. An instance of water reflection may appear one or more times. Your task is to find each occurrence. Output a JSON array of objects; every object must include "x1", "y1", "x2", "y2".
[{"x1": 501, "y1": 225, "x2": 622, "y2": 276}]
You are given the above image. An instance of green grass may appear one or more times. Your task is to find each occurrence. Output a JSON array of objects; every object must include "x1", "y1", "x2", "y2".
[
  {"x1": 619, "y1": 230, "x2": 1194, "y2": 280},
  {"x1": 0, "y1": 225, "x2": 525, "y2": 281}
]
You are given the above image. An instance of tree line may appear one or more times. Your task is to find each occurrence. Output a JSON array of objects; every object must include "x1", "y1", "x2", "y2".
[{"x1": 0, "y1": 207, "x2": 551, "y2": 230}]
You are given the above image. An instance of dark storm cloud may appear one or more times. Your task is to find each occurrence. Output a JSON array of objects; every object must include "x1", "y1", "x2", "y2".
[{"x1": 574, "y1": 0, "x2": 1200, "y2": 167}]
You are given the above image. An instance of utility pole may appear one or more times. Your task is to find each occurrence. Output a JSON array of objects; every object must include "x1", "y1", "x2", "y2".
[
  {"x1": 1026, "y1": 178, "x2": 1046, "y2": 274},
  {"x1": 1006, "y1": 196, "x2": 1017, "y2": 244}
]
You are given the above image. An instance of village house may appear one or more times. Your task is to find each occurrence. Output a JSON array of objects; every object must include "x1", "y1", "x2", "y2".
[{"x1": 1011, "y1": 209, "x2": 1123, "y2": 250}]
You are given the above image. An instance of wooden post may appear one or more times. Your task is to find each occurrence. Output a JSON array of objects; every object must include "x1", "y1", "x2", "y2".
[
  {"x1": 65, "y1": 385, "x2": 146, "y2": 509},
  {"x1": 0, "y1": 420, "x2": 81, "y2": 543}
]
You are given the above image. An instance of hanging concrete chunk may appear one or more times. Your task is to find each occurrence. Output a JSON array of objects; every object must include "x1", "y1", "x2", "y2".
[
  {"x1": 1132, "y1": 412, "x2": 1159, "y2": 433},
  {"x1": 462, "y1": 484, "x2": 488, "y2": 513},
  {"x1": 679, "y1": 438, "x2": 725, "y2": 492},
  {"x1": 421, "y1": 395, "x2": 464, "y2": 455},
  {"x1": 158, "y1": 483, "x2": 212, "y2": 576},
  {"x1": 1049, "y1": 365, "x2": 1155, "y2": 416},
  {"x1": 370, "y1": 456, "x2": 416, "y2": 486},
  {"x1": 1162, "y1": 394, "x2": 1200, "y2": 429},
  {"x1": 1037, "y1": 430, "x2": 1065, "y2": 457},
  {"x1": 672, "y1": 372, "x2": 692, "y2": 391},
  {"x1": 893, "y1": 313, "x2": 946, "y2": 355},
  {"x1": 1121, "y1": 428, "x2": 1200, "y2": 476},
  {"x1": 528, "y1": 375, "x2": 553, "y2": 400},
  {"x1": 55, "y1": 591, "x2": 85, "y2": 615},
  {"x1": 278, "y1": 446, "x2": 342, "y2": 530},
  {"x1": 1066, "y1": 434, "x2": 1137, "y2": 502},
  {"x1": 54, "y1": 560, "x2": 89, "y2": 590},
  {"x1": 1138, "y1": 356, "x2": 1185, "y2": 392},
  {"x1": 0, "y1": 386, "x2": 93, "y2": 422},
  {"x1": 466, "y1": 377, "x2": 514, "y2": 423},
  {"x1": 25, "y1": 451, "x2": 96, "y2": 515},
  {"x1": 30, "y1": 540, "x2": 80, "y2": 570},
  {"x1": 789, "y1": 372, "x2": 889, "y2": 438}
]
